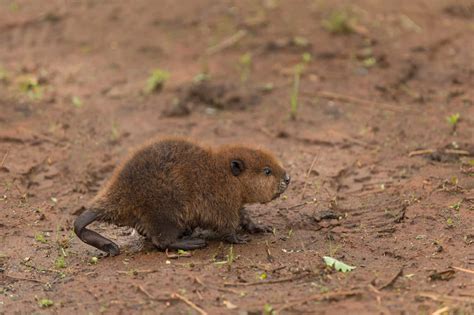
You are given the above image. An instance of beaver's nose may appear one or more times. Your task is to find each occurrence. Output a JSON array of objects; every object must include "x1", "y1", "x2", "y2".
[{"x1": 284, "y1": 173, "x2": 291, "y2": 185}]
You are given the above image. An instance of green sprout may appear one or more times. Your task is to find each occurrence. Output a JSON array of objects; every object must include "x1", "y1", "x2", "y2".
[
  {"x1": 38, "y1": 298, "x2": 54, "y2": 308},
  {"x1": 322, "y1": 10, "x2": 356, "y2": 34},
  {"x1": 449, "y1": 201, "x2": 462, "y2": 211},
  {"x1": 17, "y1": 75, "x2": 43, "y2": 100},
  {"x1": 35, "y1": 232, "x2": 47, "y2": 244},
  {"x1": 55, "y1": 254, "x2": 66, "y2": 269},
  {"x1": 144, "y1": 68, "x2": 170, "y2": 94},
  {"x1": 71, "y1": 96, "x2": 83, "y2": 108},
  {"x1": 446, "y1": 217, "x2": 454, "y2": 227},
  {"x1": 302, "y1": 52, "x2": 312, "y2": 63},
  {"x1": 290, "y1": 53, "x2": 312, "y2": 120},
  {"x1": 263, "y1": 303, "x2": 275, "y2": 315},
  {"x1": 447, "y1": 113, "x2": 460, "y2": 133},
  {"x1": 239, "y1": 52, "x2": 252, "y2": 82},
  {"x1": 362, "y1": 57, "x2": 377, "y2": 68},
  {"x1": 290, "y1": 64, "x2": 303, "y2": 120}
]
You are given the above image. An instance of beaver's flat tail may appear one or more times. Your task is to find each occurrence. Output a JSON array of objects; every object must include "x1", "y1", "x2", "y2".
[{"x1": 74, "y1": 209, "x2": 120, "y2": 256}]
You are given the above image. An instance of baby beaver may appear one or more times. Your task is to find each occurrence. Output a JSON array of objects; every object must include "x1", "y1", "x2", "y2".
[{"x1": 74, "y1": 137, "x2": 290, "y2": 256}]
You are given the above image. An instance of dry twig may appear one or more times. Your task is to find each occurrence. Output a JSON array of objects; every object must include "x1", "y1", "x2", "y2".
[
  {"x1": 432, "y1": 306, "x2": 450, "y2": 315},
  {"x1": 408, "y1": 149, "x2": 435, "y2": 157},
  {"x1": 452, "y1": 266, "x2": 474, "y2": 275},
  {"x1": 0, "y1": 150, "x2": 9, "y2": 167},
  {"x1": 3, "y1": 273, "x2": 46, "y2": 284},
  {"x1": 378, "y1": 267, "x2": 403, "y2": 290},
  {"x1": 418, "y1": 292, "x2": 474, "y2": 303},
  {"x1": 301, "y1": 154, "x2": 319, "y2": 200},
  {"x1": 224, "y1": 273, "x2": 308, "y2": 287},
  {"x1": 206, "y1": 30, "x2": 247, "y2": 55},
  {"x1": 171, "y1": 293, "x2": 208, "y2": 315}
]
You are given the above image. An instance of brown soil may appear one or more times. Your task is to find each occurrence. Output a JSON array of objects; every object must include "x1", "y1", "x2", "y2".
[{"x1": 1, "y1": 0, "x2": 473, "y2": 314}]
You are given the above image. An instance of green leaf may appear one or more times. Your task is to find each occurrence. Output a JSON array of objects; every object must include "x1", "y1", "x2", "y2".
[
  {"x1": 55, "y1": 255, "x2": 66, "y2": 269},
  {"x1": 323, "y1": 256, "x2": 356, "y2": 272},
  {"x1": 446, "y1": 113, "x2": 460, "y2": 126},
  {"x1": 263, "y1": 303, "x2": 274, "y2": 315},
  {"x1": 71, "y1": 96, "x2": 83, "y2": 108},
  {"x1": 38, "y1": 298, "x2": 54, "y2": 308},
  {"x1": 35, "y1": 232, "x2": 47, "y2": 244},
  {"x1": 144, "y1": 68, "x2": 170, "y2": 94}
]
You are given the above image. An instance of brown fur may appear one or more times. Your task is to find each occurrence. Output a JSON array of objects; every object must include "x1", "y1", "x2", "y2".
[{"x1": 75, "y1": 137, "x2": 290, "y2": 254}]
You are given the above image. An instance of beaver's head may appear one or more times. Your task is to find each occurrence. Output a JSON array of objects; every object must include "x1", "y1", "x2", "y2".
[{"x1": 219, "y1": 146, "x2": 290, "y2": 204}]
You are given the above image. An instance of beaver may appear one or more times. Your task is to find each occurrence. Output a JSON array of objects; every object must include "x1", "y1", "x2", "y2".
[{"x1": 74, "y1": 137, "x2": 290, "y2": 256}]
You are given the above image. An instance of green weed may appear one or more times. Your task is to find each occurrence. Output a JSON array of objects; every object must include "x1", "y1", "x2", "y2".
[
  {"x1": 239, "y1": 52, "x2": 252, "y2": 82},
  {"x1": 290, "y1": 53, "x2": 312, "y2": 120},
  {"x1": 35, "y1": 232, "x2": 47, "y2": 244},
  {"x1": 71, "y1": 96, "x2": 83, "y2": 108},
  {"x1": 17, "y1": 75, "x2": 43, "y2": 100},
  {"x1": 322, "y1": 10, "x2": 356, "y2": 34},
  {"x1": 263, "y1": 303, "x2": 275, "y2": 315},
  {"x1": 449, "y1": 200, "x2": 462, "y2": 211},
  {"x1": 38, "y1": 298, "x2": 54, "y2": 308},
  {"x1": 447, "y1": 113, "x2": 460, "y2": 133},
  {"x1": 55, "y1": 255, "x2": 66, "y2": 269},
  {"x1": 144, "y1": 68, "x2": 169, "y2": 94}
]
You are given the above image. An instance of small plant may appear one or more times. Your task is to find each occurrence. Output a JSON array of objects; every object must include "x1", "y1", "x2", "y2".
[
  {"x1": 239, "y1": 52, "x2": 252, "y2": 82},
  {"x1": 258, "y1": 272, "x2": 267, "y2": 280},
  {"x1": 35, "y1": 232, "x2": 47, "y2": 244},
  {"x1": 17, "y1": 75, "x2": 43, "y2": 100},
  {"x1": 55, "y1": 254, "x2": 67, "y2": 269},
  {"x1": 446, "y1": 217, "x2": 454, "y2": 228},
  {"x1": 302, "y1": 52, "x2": 312, "y2": 63},
  {"x1": 289, "y1": 53, "x2": 311, "y2": 120},
  {"x1": 322, "y1": 10, "x2": 356, "y2": 34},
  {"x1": 214, "y1": 245, "x2": 236, "y2": 265},
  {"x1": 449, "y1": 200, "x2": 462, "y2": 211},
  {"x1": 362, "y1": 57, "x2": 377, "y2": 68},
  {"x1": 263, "y1": 303, "x2": 275, "y2": 315},
  {"x1": 38, "y1": 298, "x2": 54, "y2": 308},
  {"x1": 227, "y1": 245, "x2": 235, "y2": 265},
  {"x1": 447, "y1": 113, "x2": 460, "y2": 133},
  {"x1": 144, "y1": 68, "x2": 169, "y2": 94},
  {"x1": 290, "y1": 64, "x2": 303, "y2": 120},
  {"x1": 71, "y1": 96, "x2": 83, "y2": 108},
  {"x1": 177, "y1": 249, "x2": 189, "y2": 256},
  {"x1": 90, "y1": 256, "x2": 99, "y2": 265}
]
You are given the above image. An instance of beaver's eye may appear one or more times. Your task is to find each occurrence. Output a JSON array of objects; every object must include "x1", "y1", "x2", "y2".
[{"x1": 263, "y1": 167, "x2": 272, "y2": 176}]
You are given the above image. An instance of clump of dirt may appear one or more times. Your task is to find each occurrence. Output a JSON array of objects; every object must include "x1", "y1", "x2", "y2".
[{"x1": 163, "y1": 80, "x2": 261, "y2": 117}]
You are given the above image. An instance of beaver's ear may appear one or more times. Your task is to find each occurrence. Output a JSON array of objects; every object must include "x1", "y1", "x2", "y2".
[{"x1": 231, "y1": 159, "x2": 245, "y2": 176}]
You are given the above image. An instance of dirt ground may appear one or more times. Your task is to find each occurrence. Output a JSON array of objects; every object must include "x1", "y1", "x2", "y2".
[{"x1": 1, "y1": 0, "x2": 473, "y2": 314}]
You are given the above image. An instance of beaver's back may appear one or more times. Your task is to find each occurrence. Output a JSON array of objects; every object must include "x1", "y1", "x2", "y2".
[{"x1": 95, "y1": 139, "x2": 214, "y2": 224}]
